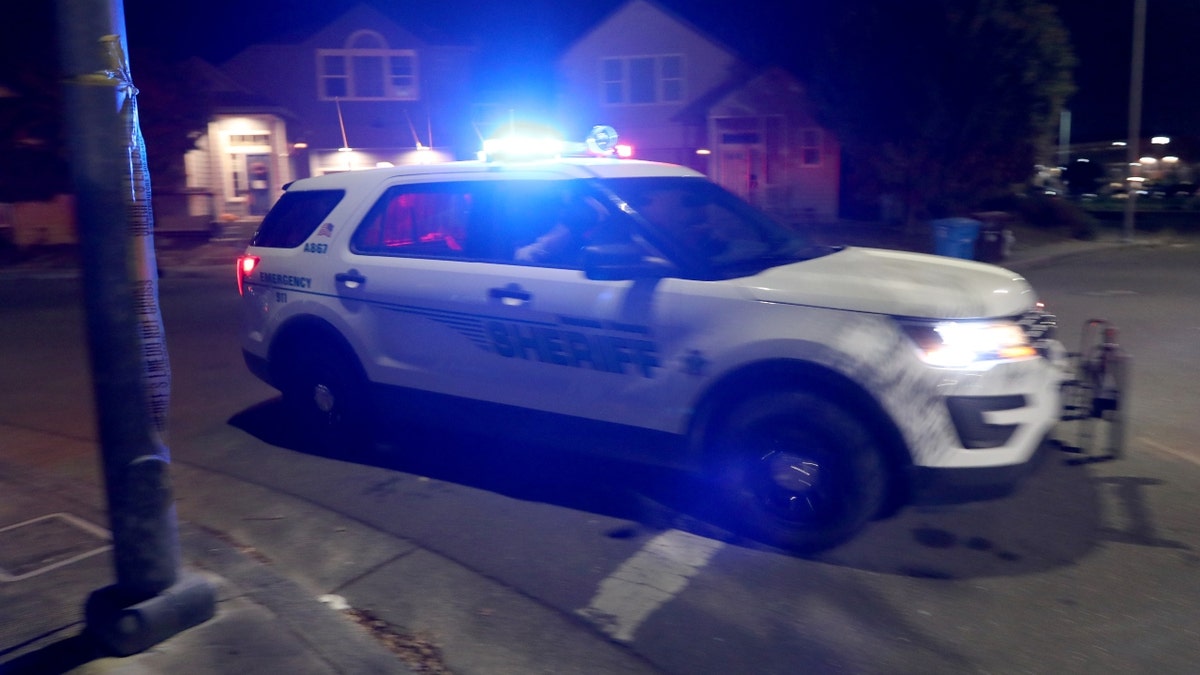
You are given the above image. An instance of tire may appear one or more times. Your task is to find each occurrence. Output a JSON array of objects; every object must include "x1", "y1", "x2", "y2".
[
  {"x1": 276, "y1": 336, "x2": 373, "y2": 453},
  {"x1": 714, "y1": 391, "x2": 887, "y2": 553}
]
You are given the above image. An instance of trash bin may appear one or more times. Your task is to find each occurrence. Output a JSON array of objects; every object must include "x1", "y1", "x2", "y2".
[
  {"x1": 972, "y1": 211, "x2": 1014, "y2": 263},
  {"x1": 931, "y1": 217, "x2": 980, "y2": 259}
]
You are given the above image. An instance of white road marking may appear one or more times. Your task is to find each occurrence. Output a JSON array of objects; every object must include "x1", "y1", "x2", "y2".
[
  {"x1": 1138, "y1": 436, "x2": 1200, "y2": 467},
  {"x1": 577, "y1": 529, "x2": 724, "y2": 642},
  {"x1": 318, "y1": 594, "x2": 350, "y2": 611},
  {"x1": 0, "y1": 513, "x2": 111, "y2": 582}
]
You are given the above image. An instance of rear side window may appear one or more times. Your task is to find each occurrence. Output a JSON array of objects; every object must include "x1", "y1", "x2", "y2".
[
  {"x1": 251, "y1": 189, "x2": 345, "y2": 248},
  {"x1": 352, "y1": 183, "x2": 476, "y2": 258}
]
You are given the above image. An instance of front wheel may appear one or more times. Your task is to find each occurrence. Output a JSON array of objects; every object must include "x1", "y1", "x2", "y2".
[{"x1": 714, "y1": 391, "x2": 888, "y2": 553}]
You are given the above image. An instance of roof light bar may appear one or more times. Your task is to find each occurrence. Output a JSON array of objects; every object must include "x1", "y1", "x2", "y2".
[
  {"x1": 481, "y1": 135, "x2": 564, "y2": 160},
  {"x1": 479, "y1": 125, "x2": 625, "y2": 162}
]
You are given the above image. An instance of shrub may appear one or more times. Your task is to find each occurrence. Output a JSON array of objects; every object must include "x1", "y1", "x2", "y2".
[{"x1": 983, "y1": 193, "x2": 1099, "y2": 240}]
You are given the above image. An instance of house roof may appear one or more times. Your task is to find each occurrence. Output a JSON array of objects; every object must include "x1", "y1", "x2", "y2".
[
  {"x1": 179, "y1": 57, "x2": 295, "y2": 118},
  {"x1": 217, "y1": 3, "x2": 464, "y2": 63},
  {"x1": 707, "y1": 67, "x2": 819, "y2": 120},
  {"x1": 562, "y1": 0, "x2": 740, "y2": 67}
]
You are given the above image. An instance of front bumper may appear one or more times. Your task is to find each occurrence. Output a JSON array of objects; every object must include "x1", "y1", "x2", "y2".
[
  {"x1": 945, "y1": 394, "x2": 1028, "y2": 449},
  {"x1": 902, "y1": 336, "x2": 1067, "y2": 472},
  {"x1": 908, "y1": 432, "x2": 1053, "y2": 503}
]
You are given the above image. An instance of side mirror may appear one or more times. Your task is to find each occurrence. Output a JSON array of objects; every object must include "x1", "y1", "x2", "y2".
[{"x1": 582, "y1": 244, "x2": 672, "y2": 281}]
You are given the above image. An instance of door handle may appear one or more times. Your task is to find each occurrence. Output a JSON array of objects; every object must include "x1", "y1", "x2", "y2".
[
  {"x1": 335, "y1": 269, "x2": 366, "y2": 288},
  {"x1": 489, "y1": 283, "x2": 531, "y2": 305}
]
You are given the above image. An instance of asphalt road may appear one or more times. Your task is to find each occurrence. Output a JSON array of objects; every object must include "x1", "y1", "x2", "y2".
[{"x1": 1, "y1": 242, "x2": 1198, "y2": 673}]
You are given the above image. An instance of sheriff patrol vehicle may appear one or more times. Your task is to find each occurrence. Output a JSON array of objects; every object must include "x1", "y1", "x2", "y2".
[{"x1": 237, "y1": 128, "x2": 1064, "y2": 552}]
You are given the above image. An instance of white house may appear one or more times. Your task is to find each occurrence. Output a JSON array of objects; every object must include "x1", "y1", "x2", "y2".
[{"x1": 183, "y1": 4, "x2": 474, "y2": 222}]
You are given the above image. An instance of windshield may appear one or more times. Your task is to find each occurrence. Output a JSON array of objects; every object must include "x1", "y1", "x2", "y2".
[{"x1": 599, "y1": 176, "x2": 825, "y2": 277}]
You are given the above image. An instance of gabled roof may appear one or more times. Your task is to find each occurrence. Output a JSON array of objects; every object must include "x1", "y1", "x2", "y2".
[
  {"x1": 179, "y1": 57, "x2": 294, "y2": 118},
  {"x1": 561, "y1": 0, "x2": 740, "y2": 65},
  {"x1": 219, "y1": 3, "x2": 441, "y2": 63},
  {"x1": 709, "y1": 67, "x2": 817, "y2": 119},
  {"x1": 669, "y1": 61, "x2": 759, "y2": 124}
]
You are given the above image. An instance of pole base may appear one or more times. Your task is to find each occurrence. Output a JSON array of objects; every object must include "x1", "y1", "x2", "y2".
[{"x1": 85, "y1": 571, "x2": 217, "y2": 657}]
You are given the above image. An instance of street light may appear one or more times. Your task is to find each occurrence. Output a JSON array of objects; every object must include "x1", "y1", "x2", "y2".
[{"x1": 1123, "y1": 0, "x2": 1147, "y2": 242}]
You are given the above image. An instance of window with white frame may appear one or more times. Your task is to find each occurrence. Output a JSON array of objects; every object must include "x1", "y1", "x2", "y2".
[
  {"x1": 600, "y1": 54, "x2": 684, "y2": 105},
  {"x1": 317, "y1": 30, "x2": 418, "y2": 101}
]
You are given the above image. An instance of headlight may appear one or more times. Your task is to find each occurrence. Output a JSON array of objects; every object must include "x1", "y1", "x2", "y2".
[{"x1": 900, "y1": 319, "x2": 1036, "y2": 368}]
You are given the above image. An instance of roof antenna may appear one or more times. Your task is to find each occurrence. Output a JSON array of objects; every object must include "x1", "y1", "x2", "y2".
[
  {"x1": 335, "y1": 97, "x2": 351, "y2": 150},
  {"x1": 403, "y1": 108, "x2": 424, "y2": 149}
]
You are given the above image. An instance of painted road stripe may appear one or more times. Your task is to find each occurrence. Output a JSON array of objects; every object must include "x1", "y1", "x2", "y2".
[
  {"x1": 1138, "y1": 436, "x2": 1200, "y2": 467},
  {"x1": 577, "y1": 529, "x2": 725, "y2": 642}
]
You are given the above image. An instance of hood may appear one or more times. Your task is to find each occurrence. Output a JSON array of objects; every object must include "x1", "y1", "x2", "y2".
[{"x1": 742, "y1": 247, "x2": 1037, "y2": 319}]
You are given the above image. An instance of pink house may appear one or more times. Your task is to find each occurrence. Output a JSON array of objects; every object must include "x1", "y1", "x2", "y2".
[{"x1": 557, "y1": 0, "x2": 839, "y2": 222}]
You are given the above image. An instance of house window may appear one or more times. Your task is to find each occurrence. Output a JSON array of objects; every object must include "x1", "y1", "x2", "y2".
[
  {"x1": 317, "y1": 30, "x2": 418, "y2": 101},
  {"x1": 800, "y1": 129, "x2": 821, "y2": 166},
  {"x1": 600, "y1": 54, "x2": 684, "y2": 105},
  {"x1": 602, "y1": 59, "x2": 624, "y2": 104},
  {"x1": 716, "y1": 116, "x2": 760, "y2": 145},
  {"x1": 228, "y1": 133, "x2": 270, "y2": 147},
  {"x1": 661, "y1": 55, "x2": 682, "y2": 101}
]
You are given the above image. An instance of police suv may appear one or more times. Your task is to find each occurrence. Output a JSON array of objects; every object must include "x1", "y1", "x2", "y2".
[{"x1": 238, "y1": 129, "x2": 1064, "y2": 552}]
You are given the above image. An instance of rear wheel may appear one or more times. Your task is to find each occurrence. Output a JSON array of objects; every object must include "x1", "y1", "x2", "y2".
[
  {"x1": 715, "y1": 391, "x2": 887, "y2": 553},
  {"x1": 276, "y1": 336, "x2": 373, "y2": 453}
]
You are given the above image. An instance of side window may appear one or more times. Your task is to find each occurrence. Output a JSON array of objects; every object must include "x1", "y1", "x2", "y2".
[
  {"x1": 251, "y1": 189, "x2": 344, "y2": 248},
  {"x1": 351, "y1": 184, "x2": 475, "y2": 258},
  {"x1": 505, "y1": 183, "x2": 618, "y2": 269}
]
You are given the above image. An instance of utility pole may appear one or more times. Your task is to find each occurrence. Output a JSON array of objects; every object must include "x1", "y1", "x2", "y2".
[
  {"x1": 56, "y1": 0, "x2": 214, "y2": 656},
  {"x1": 1123, "y1": 0, "x2": 1147, "y2": 242}
]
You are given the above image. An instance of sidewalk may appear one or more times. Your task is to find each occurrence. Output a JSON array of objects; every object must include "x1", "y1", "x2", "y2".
[
  {"x1": 0, "y1": 448, "x2": 418, "y2": 674},
  {"x1": 0, "y1": 421, "x2": 660, "y2": 675},
  {"x1": 0, "y1": 221, "x2": 1185, "y2": 674}
]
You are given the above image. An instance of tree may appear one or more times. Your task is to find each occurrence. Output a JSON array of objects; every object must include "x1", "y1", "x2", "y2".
[
  {"x1": 0, "y1": 3, "x2": 69, "y2": 202},
  {"x1": 0, "y1": 1, "x2": 210, "y2": 203},
  {"x1": 806, "y1": 0, "x2": 1076, "y2": 222},
  {"x1": 127, "y1": 48, "x2": 212, "y2": 191}
]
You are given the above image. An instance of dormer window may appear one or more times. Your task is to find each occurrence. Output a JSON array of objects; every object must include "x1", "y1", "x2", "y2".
[{"x1": 317, "y1": 30, "x2": 418, "y2": 101}]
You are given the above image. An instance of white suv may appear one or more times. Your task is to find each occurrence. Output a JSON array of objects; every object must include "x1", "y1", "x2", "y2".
[{"x1": 237, "y1": 138, "x2": 1064, "y2": 552}]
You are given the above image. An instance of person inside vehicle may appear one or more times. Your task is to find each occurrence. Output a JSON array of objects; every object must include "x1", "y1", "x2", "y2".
[
  {"x1": 514, "y1": 193, "x2": 607, "y2": 265},
  {"x1": 632, "y1": 187, "x2": 730, "y2": 258}
]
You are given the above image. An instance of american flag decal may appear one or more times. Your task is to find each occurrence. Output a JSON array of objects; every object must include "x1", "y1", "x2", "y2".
[{"x1": 317, "y1": 222, "x2": 334, "y2": 237}]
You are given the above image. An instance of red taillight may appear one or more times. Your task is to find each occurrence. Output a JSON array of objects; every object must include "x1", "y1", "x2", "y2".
[{"x1": 236, "y1": 254, "x2": 260, "y2": 296}]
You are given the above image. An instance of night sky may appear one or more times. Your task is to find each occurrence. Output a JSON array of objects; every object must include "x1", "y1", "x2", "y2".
[{"x1": 8, "y1": 1, "x2": 1200, "y2": 143}]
